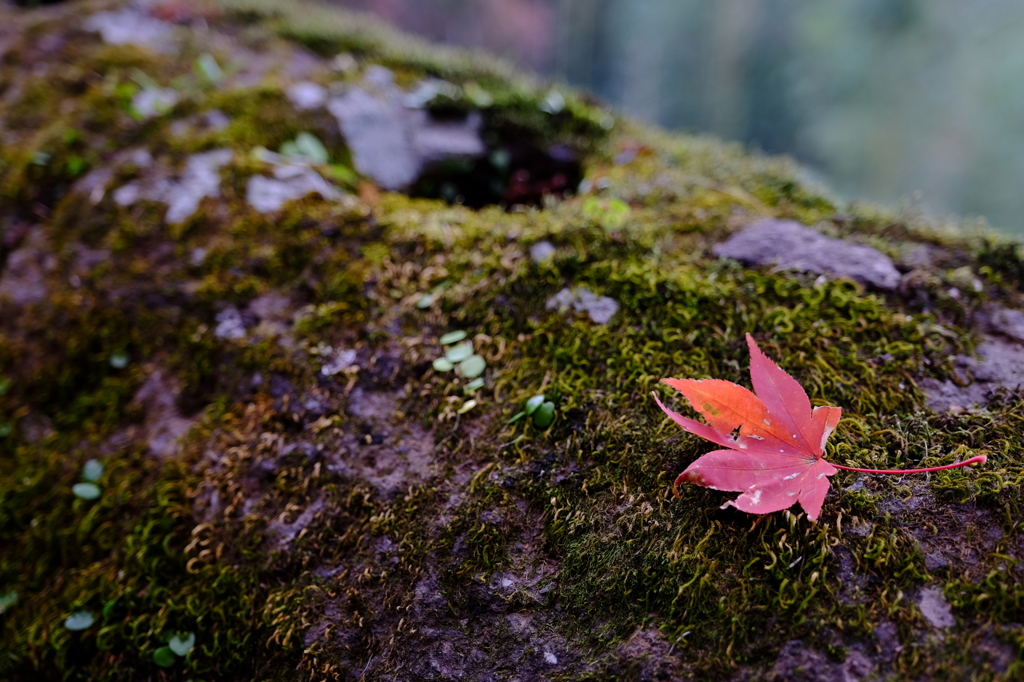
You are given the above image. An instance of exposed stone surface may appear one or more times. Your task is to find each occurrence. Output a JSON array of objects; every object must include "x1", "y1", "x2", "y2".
[
  {"x1": 130, "y1": 369, "x2": 194, "y2": 458},
  {"x1": 920, "y1": 336, "x2": 1024, "y2": 411},
  {"x1": 714, "y1": 219, "x2": 902, "y2": 289},
  {"x1": 131, "y1": 87, "x2": 179, "y2": 118},
  {"x1": 327, "y1": 68, "x2": 486, "y2": 190},
  {"x1": 767, "y1": 640, "x2": 873, "y2": 682},
  {"x1": 245, "y1": 163, "x2": 339, "y2": 213},
  {"x1": 0, "y1": 226, "x2": 51, "y2": 307},
  {"x1": 546, "y1": 286, "x2": 619, "y2": 324},
  {"x1": 917, "y1": 586, "x2": 956, "y2": 629},
  {"x1": 286, "y1": 80, "x2": 328, "y2": 110},
  {"x1": 114, "y1": 148, "x2": 233, "y2": 224},
  {"x1": 529, "y1": 240, "x2": 556, "y2": 263},
  {"x1": 84, "y1": 8, "x2": 175, "y2": 51},
  {"x1": 988, "y1": 306, "x2": 1024, "y2": 342}
]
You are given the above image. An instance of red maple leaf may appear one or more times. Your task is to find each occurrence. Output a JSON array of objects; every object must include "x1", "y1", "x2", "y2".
[{"x1": 654, "y1": 334, "x2": 986, "y2": 521}]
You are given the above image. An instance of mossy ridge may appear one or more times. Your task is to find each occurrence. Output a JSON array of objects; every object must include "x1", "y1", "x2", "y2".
[{"x1": 0, "y1": 0, "x2": 1022, "y2": 680}]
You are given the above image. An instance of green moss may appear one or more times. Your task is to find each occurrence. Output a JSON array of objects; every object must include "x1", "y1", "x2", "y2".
[{"x1": 2, "y1": 0, "x2": 1023, "y2": 680}]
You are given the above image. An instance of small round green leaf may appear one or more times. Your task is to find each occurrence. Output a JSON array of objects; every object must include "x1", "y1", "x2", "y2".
[
  {"x1": 459, "y1": 355, "x2": 486, "y2": 379},
  {"x1": 415, "y1": 294, "x2": 434, "y2": 309},
  {"x1": 64, "y1": 611, "x2": 94, "y2": 631},
  {"x1": 72, "y1": 483, "x2": 101, "y2": 500},
  {"x1": 445, "y1": 343, "x2": 474, "y2": 363},
  {"x1": 464, "y1": 378, "x2": 485, "y2": 392},
  {"x1": 524, "y1": 395, "x2": 545, "y2": 415},
  {"x1": 82, "y1": 459, "x2": 104, "y2": 483},
  {"x1": 0, "y1": 590, "x2": 17, "y2": 614},
  {"x1": 457, "y1": 399, "x2": 477, "y2": 415},
  {"x1": 533, "y1": 401, "x2": 556, "y2": 428},
  {"x1": 154, "y1": 646, "x2": 177, "y2": 667},
  {"x1": 432, "y1": 358, "x2": 454, "y2": 372},
  {"x1": 109, "y1": 351, "x2": 129, "y2": 369},
  {"x1": 169, "y1": 631, "x2": 195, "y2": 656},
  {"x1": 439, "y1": 331, "x2": 467, "y2": 345}
]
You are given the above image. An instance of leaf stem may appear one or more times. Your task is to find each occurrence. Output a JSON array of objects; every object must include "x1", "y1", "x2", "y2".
[{"x1": 831, "y1": 454, "x2": 987, "y2": 475}]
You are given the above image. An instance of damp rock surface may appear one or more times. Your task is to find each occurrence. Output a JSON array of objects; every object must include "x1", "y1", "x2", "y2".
[
  {"x1": 327, "y1": 69, "x2": 486, "y2": 190},
  {"x1": 1, "y1": 1, "x2": 1021, "y2": 681},
  {"x1": 714, "y1": 218, "x2": 902, "y2": 289}
]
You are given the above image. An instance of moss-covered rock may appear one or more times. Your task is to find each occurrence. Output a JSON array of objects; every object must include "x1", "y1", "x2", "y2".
[{"x1": 1, "y1": 1, "x2": 1023, "y2": 680}]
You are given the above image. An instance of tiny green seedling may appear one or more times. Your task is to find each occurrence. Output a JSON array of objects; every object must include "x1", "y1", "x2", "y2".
[
  {"x1": 508, "y1": 394, "x2": 556, "y2": 428},
  {"x1": 72, "y1": 483, "x2": 101, "y2": 500},
  {"x1": 0, "y1": 590, "x2": 17, "y2": 614},
  {"x1": 281, "y1": 132, "x2": 329, "y2": 165},
  {"x1": 464, "y1": 378, "x2": 485, "y2": 393},
  {"x1": 64, "y1": 611, "x2": 94, "y2": 631},
  {"x1": 195, "y1": 53, "x2": 224, "y2": 83},
  {"x1": 445, "y1": 343, "x2": 474, "y2": 363},
  {"x1": 154, "y1": 647, "x2": 177, "y2": 667},
  {"x1": 82, "y1": 459, "x2": 103, "y2": 482},
  {"x1": 109, "y1": 351, "x2": 129, "y2": 369},
  {"x1": 73, "y1": 459, "x2": 104, "y2": 500},
  {"x1": 439, "y1": 330, "x2": 467, "y2": 345},
  {"x1": 169, "y1": 631, "x2": 196, "y2": 656},
  {"x1": 459, "y1": 355, "x2": 486, "y2": 378},
  {"x1": 155, "y1": 631, "x2": 195, "y2": 667}
]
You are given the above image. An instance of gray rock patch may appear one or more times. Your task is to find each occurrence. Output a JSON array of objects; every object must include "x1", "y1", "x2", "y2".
[
  {"x1": 920, "y1": 337, "x2": 1024, "y2": 411},
  {"x1": 114, "y1": 149, "x2": 233, "y2": 224},
  {"x1": 286, "y1": 81, "x2": 328, "y2": 110},
  {"x1": 0, "y1": 227, "x2": 52, "y2": 307},
  {"x1": 546, "y1": 287, "x2": 619, "y2": 324},
  {"x1": 713, "y1": 219, "x2": 901, "y2": 290},
  {"x1": 327, "y1": 69, "x2": 485, "y2": 190},
  {"x1": 246, "y1": 165, "x2": 339, "y2": 213},
  {"x1": 132, "y1": 87, "x2": 179, "y2": 118},
  {"x1": 84, "y1": 9, "x2": 174, "y2": 51},
  {"x1": 530, "y1": 240, "x2": 556, "y2": 263},
  {"x1": 917, "y1": 586, "x2": 955, "y2": 628},
  {"x1": 214, "y1": 307, "x2": 247, "y2": 340},
  {"x1": 989, "y1": 307, "x2": 1024, "y2": 343}
]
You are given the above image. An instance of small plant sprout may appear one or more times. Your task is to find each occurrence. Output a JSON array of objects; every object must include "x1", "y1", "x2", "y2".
[
  {"x1": 432, "y1": 358, "x2": 454, "y2": 372},
  {"x1": 439, "y1": 330, "x2": 467, "y2": 345},
  {"x1": 72, "y1": 483, "x2": 101, "y2": 500},
  {"x1": 169, "y1": 631, "x2": 196, "y2": 656},
  {"x1": 280, "y1": 132, "x2": 329, "y2": 165},
  {"x1": 154, "y1": 646, "x2": 177, "y2": 667},
  {"x1": 109, "y1": 351, "x2": 129, "y2": 369},
  {"x1": 195, "y1": 53, "x2": 224, "y2": 83},
  {"x1": 64, "y1": 611, "x2": 94, "y2": 631},
  {"x1": 464, "y1": 378, "x2": 485, "y2": 393},
  {"x1": 73, "y1": 459, "x2": 104, "y2": 500},
  {"x1": 155, "y1": 630, "x2": 195, "y2": 666},
  {"x1": 458, "y1": 355, "x2": 486, "y2": 379},
  {"x1": 0, "y1": 590, "x2": 17, "y2": 614},
  {"x1": 457, "y1": 399, "x2": 477, "y2": 415},
  {"x1": 82, "y1": 459, "x2": 103, "y2": 482},
  {"x1": 508, "y1": 394, "x2": 556, "y2": 428},
  {"x1": 445, "y1": 343, "x2": 474, "y2": 363}
]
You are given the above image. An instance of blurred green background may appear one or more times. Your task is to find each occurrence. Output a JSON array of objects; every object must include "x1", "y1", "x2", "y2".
[{"x1": 332, "y1": 0, "x2": 1024, "y2": 235}]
